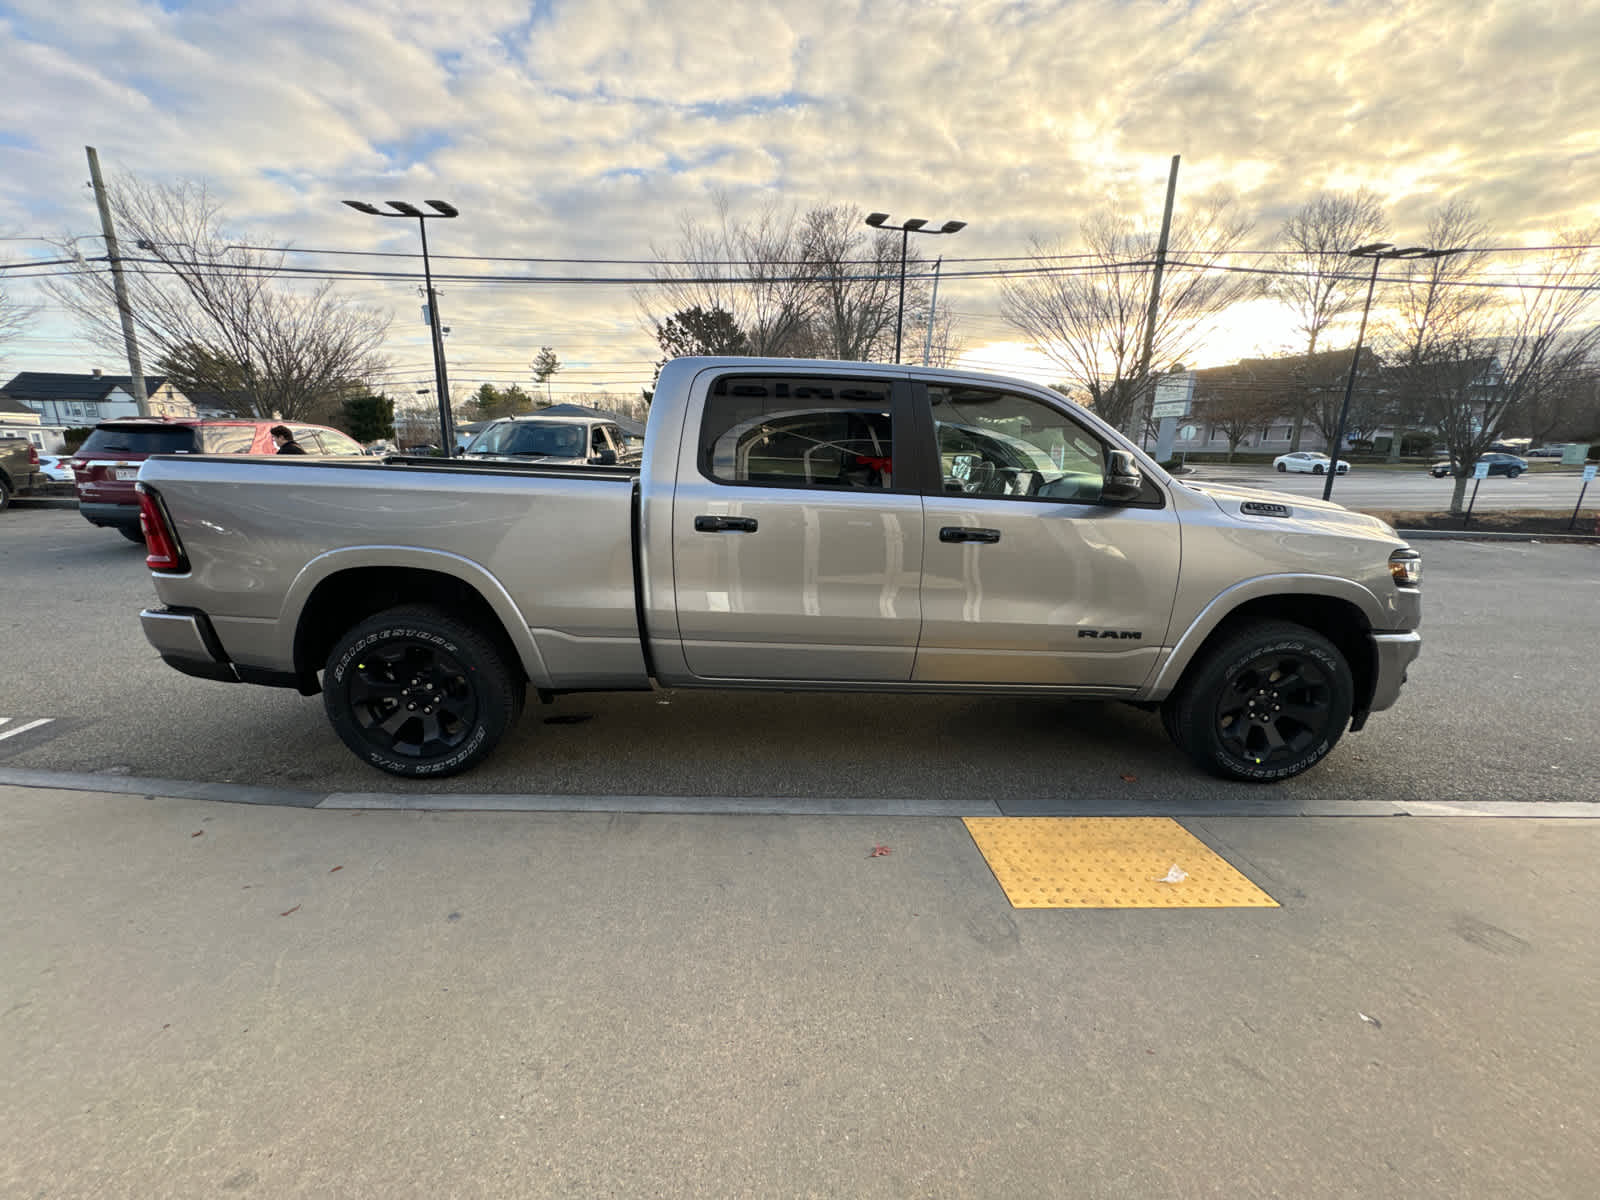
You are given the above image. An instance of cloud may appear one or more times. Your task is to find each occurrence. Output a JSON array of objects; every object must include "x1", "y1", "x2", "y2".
[{"x1": 3, "y1": 0, "x2": 1597, "y2": 391}]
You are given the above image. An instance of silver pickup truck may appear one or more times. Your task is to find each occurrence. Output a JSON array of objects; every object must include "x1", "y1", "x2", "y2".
[{"x1": 137, "y1": 357, "x2": 1421, "y2": 782}]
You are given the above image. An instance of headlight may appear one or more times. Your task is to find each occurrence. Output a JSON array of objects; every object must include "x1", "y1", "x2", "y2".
[{"x1": 1389, "y1": 549, "x2": 1422, "y2": 588}]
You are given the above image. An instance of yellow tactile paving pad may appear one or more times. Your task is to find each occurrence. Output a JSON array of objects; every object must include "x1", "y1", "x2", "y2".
[{"x1": 963, "y1": 817, "x2": 1278, "y2": 909}]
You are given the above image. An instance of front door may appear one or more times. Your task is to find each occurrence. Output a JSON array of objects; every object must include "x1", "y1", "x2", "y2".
[
  {"x1": 911, "y1": 382, "x2": 1181, "y2": 688},
  {"x1": 671, "y1": 370, "x2": 925, "y2": 682}
]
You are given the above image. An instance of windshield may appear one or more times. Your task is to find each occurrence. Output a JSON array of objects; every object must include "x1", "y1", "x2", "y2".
[
  {"x1": 466, "y1": 421, "x2": 586, "y2": 458},
  {"x1": 79, "y1": 426, "x2": 200, "y2": 454}
]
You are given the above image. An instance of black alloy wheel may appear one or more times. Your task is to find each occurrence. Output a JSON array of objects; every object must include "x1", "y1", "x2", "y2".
[
  {"x1": 1508, "y1": 467, "x2": 1523, "y2": 478},
  {"x1": 323, "y1": 605, "x2": 523, "y2": 778},
  {"x1": 1276, "y1": 462, "x2": 1287, "y2": 472},
  {"x1": 1164, "y1": 620, "x2": 1353, "y2": 782},
  {"x1": 1312, "y1": 463, "x2": 1325, "y2": 474}
]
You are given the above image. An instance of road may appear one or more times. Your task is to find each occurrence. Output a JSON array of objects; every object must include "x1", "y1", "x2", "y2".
[
  {"x1": 1181, "y1": 462, "x2": 1598, "y2": 512},
  {"x1": 3, "y1": 505, "x2": 1597, "y2": 805},
  {"x1": 5, "y1": 506, "x2": 1599, "y2": 1199}
]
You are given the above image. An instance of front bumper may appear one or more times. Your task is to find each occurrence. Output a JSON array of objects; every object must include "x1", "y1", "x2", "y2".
[{"x1": 1368, "y1": 630, "x2": 1422, "y2": 713}]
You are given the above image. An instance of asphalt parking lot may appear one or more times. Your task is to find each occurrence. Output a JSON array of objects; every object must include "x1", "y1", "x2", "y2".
[{"x1": 4, "y1": 499, "x2": 1598, "y2": 1198}]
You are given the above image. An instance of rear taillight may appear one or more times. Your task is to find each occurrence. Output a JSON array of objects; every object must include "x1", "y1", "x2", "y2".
[
  {"x1": 136, "y1": 483, "x2": 187, "y2": 572},
  {"x1": 28, "y1": 446, "x2": 39, "y2": 466}
]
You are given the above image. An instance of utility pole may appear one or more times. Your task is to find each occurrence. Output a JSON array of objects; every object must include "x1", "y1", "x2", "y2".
[
  {"x1": 85, "y1": 146, "x2": 149, "y2": 416},
  {"x1": 1128, "y1": 154, "x2": 1180, "y2": 442},
  {"x1": 922, "y1": 257, "x2": 943, "y2": 366}
]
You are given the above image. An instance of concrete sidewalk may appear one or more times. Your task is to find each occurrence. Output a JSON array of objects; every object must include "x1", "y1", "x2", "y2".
[{"x1": 3, "y1": 784, "x2": 1596, "y2": 1198}]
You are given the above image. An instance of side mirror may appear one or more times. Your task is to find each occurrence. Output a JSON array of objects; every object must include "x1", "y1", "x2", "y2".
[
  {"x1": 595, "y1": 448, "x2": 618, "y2": 466},
  {"x1": 1101, "y1": 449, "x2": 1144, "y2": 504}
]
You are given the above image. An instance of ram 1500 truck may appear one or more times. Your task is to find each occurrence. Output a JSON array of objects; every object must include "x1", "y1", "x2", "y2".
[{"x1": 136, "y1": 357, "x2": 1422, "y2": 782}]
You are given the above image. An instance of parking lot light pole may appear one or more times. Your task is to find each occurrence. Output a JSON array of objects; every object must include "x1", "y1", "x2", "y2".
[
  {"x1": 1323, "y1": 242, "x2": 1456, "y2": 501},
  {"x1": 864, "y1": 212, "x2": 966, "y2": 363},
  {"x1": 344, "y1": 199, "x2": 460, "y2": 455}
]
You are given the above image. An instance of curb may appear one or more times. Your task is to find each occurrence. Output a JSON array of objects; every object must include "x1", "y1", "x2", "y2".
[{"x1": 3, "y1": 767, "x2": 1599, "y2": 819}]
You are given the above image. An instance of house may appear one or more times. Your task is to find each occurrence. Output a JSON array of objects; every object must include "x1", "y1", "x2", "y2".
[
  {"x1": 0, "y1": 370, "x2": 197, "y2": 433},
  {"x1": 0, "y1": 389, "x2": 56, "y2": 450}
]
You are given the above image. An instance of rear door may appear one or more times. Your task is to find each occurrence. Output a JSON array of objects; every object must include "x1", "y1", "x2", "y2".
[
  {"x1": 909, "y1": 381, "x2": 1181, "y2": 689},
  {"x1": 671, "y1": 369, "x2": 925, "y2": 682}
]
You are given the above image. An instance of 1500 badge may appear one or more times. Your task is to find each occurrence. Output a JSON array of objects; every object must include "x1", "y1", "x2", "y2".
[{"x1": 1078, "y1": 628, "x2": 1142, "y2": 639}]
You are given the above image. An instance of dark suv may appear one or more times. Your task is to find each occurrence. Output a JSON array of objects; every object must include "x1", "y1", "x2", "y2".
[
  {"x1": 72, "y1": 417, "x2": 366, "y2": 540},
  {"x1": 1428, "y1": 451, "x2": 1528, "y2": 479}
]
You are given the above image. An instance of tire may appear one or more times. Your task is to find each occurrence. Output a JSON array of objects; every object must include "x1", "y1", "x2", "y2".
[
  {"x1": 118, "y1": 524, "x2": 146, "y2": 543},
  {"x1": 1276, "y1": 462, "x2": 1287, "y2": 473},
  {"x1": 1162, "y1": 620, "x2": 1353, "y2": 783},
  {"x1": 0, "y1": 478, "x2": 10, "y2": 511},
  {"x1": 1312, "y1": 464, "x2": 1325, "y2": 475},
  {"x1": 322, "y1": 604, "x2": 525, "y2": 778},
  {"x1": 1507, "y1": 467, "x2": 1522, "y2": 479}
]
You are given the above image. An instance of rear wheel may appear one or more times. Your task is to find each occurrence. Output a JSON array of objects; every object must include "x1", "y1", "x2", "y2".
[
  {"x1": 1163, "y1": 620, "x2": 1353, "y2": 782},
  {"x1": 1312, "y1": 463, "x2": 1325, "y2": 475},
  {"x1": 118, "y1": 525, "x2": 145, "y2": 543},
  {"x1": 1276, "y1": 462, "x2": 1287, "y2": 472},
  {"x1": 0, "y1": 478, "x2": 10, "y2": 511},
  {"x1": 1507, "y1": 467, "x2": 1523, "y2": 478},
  {"x1": 322, "y1": 605, "x2": 524, "y2": 778}
]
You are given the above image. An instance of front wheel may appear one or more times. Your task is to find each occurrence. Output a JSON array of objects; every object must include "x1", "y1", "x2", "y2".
[
  {"x1": 322, "y1": 605, "x2": 524, "y2": 778},
  {"x1": 1163, "y1": 620, "x2": 1353, "y2": 782},
  {"x1": 1276, "y1": 462, "x2": 1287, "y2": 473},
  {"x1": 1507, "y1": 467, "x2": 1523, "y2": 478},
  {"x1": 1312, "y1": 464, "x2": 1325, "y2": 474},
  {"x1": 0, "y1": 478, "x2": 10, "y2": 511}
]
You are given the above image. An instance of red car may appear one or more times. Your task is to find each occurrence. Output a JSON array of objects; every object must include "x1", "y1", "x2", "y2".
[{"x1": 72, "y1": 417, "x2": 367, "y2": 541}]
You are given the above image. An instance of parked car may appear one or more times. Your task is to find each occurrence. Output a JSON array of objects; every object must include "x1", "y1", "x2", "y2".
[
  {"x1": 1527, "y1": 444, "x2": 1573, "y2": 458},
  {"x1": 136, "y1": 356, "x2": 1423, "y2": 785},
  {"x1": 461, "y1": 414, "x2": 643, "y2": 467},
  {"x1": 0, "y1": 436, "x2": 42, "y2": 510},
  {"x1": 38, "y1": 454, "x2": 76, "y2": 483},
  {"x1": 1273, "y1": 451, "x2": 1349, "y2": 475},
  {"x1": 1429, "y1": 452, "x2": 1528, "y2": 479},
  {"x1": 72, "y1": 417, "x2": 367, "y2": 541}
]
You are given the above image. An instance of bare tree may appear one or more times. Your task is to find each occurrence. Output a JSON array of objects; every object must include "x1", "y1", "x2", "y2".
[
  {"x1": 642, "y1": 193, "x2": 816, "y2": 356},
  {"x1": 1264, "y1": 189, "x2": 1388, "y2": 449},
  {"x1": 1387, "y1": 207, "x2": 1600, "y2": 511},
  {"x1": 796, "y1": 204, "x2": 922, "y2": 361},
  {"x1": 47, "y1": 173, "x2": 390, "y2": 421},
  {"x1": 998, "y1": 193, "x2": 1255, "y2": 433},
  {"x1": 0, "y1": 266, "x2": 34, "y2": 360},
  {"x1": 641, "y1": 196, "x2": 938, "y2": 364},
  {"x1": 1194, "y1": 369, "x2": 1283, "y2": 461}
]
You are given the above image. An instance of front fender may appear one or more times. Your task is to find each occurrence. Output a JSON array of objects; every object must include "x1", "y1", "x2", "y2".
[{"x1": 1144, "y1": 573, "x2": 1384, "y2": 699}]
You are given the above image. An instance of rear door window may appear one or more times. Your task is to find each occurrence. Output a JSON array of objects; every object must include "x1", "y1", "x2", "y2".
[
  {"x1": 79, "y1": 426, "x2": 200, "y2": 455},
  {"x1": 315, "y1": 430, "x2": 365, "y2": 456},
  {"x1": 699, "y1": 375, "x2": 897, "y2": 490},
  {"x1": 199, "y1": 425, "x2": 256, "y2": 454}
]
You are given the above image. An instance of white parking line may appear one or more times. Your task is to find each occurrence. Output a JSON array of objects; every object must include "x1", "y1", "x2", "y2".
[{"x1": 0, "y1": 718, "x2": 54, "y2": 742}]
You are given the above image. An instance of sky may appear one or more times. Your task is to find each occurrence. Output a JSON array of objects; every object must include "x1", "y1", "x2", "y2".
[{"x1": 2, "y1": 0, "x2": 1598, "y2": 409}]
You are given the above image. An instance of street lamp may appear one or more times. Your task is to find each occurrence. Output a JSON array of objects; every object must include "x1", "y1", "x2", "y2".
[
  {"x1": 1323, "y1": 241, "x2": 1457, "y2": 501},
  {"x1": 864, "y1": 212, "x2": 966, "y2": 363},
  {"x1": 344, "y1": 199, "x2": 460, "y2": 455}
]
